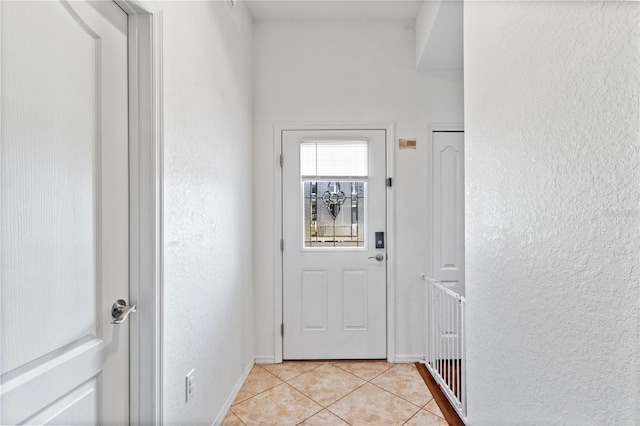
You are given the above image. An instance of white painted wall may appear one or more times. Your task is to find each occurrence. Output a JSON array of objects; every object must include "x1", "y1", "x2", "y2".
[
  {"x1": 253, "y1": 19, "x2": 464, "y2": 361},
  {"x1": 415, "y1": 1, "x2": 463, "y2": 71},
  {"x1": 465, "y1": 2, "x2": 640, "y2": 424},
  {"x1": 415, "y1": 0, "x2": 441, "y2": 68},
  {"x1": 161, "y1": 2, "x2": 254, "y2": 423}
]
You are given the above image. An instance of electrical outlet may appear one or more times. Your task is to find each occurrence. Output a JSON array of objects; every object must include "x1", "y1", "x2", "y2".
[{"x1": 185, "y1": 369, "x2": 195, "y2": 402}]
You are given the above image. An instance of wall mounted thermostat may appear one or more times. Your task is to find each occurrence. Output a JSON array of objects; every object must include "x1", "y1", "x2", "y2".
[{"x1": 375, "y1": 232, "x2": 385, "y2": 249}]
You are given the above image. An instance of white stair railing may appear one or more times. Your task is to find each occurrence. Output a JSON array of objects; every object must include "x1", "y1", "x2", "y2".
[{"x1": 425, "y1": 277, "x2": 467, "y2": 422}]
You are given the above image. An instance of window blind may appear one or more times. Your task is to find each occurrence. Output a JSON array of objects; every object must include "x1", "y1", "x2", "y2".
[{"x1": 300, "y1": 140, "x2": 368, "y2": 178}]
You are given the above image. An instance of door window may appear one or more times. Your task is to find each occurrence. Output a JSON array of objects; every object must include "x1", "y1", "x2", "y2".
[{"x1": 300, "y1": 140, "x2": 368, "y2": 248}]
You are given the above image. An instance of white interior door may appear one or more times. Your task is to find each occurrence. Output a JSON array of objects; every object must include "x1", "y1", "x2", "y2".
[
  {"x1": 1, "y1": 1, "x2": 130, "y2": 424},
  {"x1": 282, "y1": 130, "x2": 387, "y2": 360},
  {"x1": 430, "y1": 131, "x2": 464, "y2": 361},
  {"x1": 432, "y1": 131, "x2": 464, "y2": 296}
]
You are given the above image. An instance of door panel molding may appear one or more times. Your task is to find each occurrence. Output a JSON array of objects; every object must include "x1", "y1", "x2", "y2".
[
  {"x1": 2, "y1": 340, "x2": 102, "y2": 424},
  {"x1": 301, "y1": 270, "x2": 328, "y2": 331},
  {"x1": 342, "y1": 270, "x2": 368, "y2": 331},
  {"x1": 273, "y1": 122, "x2": 395, "y2": 363},
  {"x1": 0, "y1": 0, "x2": 102, "y2": 376}
]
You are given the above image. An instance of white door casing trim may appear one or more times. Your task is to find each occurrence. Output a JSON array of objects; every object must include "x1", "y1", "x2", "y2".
[
  {"x1": 116, "y1": 1, "x2": 164, "y2": 424},
  {"x1": 273, "y1": 122, "x2": 396, "y2": 363}
]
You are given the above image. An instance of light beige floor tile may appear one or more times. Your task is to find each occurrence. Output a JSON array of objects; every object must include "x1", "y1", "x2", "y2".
[
  {"x1": 328, "y1": 383, "x2": 420, "y2": 426},
  {"x1": 288, "y1": 363, "x2": 366, "y2": 407},
  {"x1": 221, "y1": 410, "x2": 245, "y2": 426},
  {"x1": 232, "y1": 383, "x2": 322, "y2": 426},
  {"x1": 233, "y1": 366, "x2": 282, "y2": 405},
  {"x1": 424, "y1": 399, "x2": 444, "y2": 418},
  {"x1": 404, "y1": 409, "x2": 448, "y2": 426},
  {"x1": 298, "y1": 409, "x2": 350, "y2": 426},
  {"x1": 261, "y1": 361, "x2": 322, "y2": 381},
  {"x1": 371, "y1": 363, "x2": 433, "y2": 407},
  {"x1": 331, "y1": 360, "x2": 393, "y2": 381}
]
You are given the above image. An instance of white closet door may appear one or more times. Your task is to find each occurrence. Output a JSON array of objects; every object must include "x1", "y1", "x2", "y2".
[
  {"x1": 1, "y1": 1, "x2": 130, "y2": 424},
  {"x1": 432, "y1": 131, "x2": 465, "y2": 295}
]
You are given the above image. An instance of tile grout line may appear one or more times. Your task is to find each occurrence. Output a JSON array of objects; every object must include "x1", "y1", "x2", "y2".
[
  {"x1": 256, "y1": 364, "x2": 284, "y2": 379},
  {"x1": 318, "y1": 380, "x2": 368, "y2": 409},
  {"x1": 401, "y1": 408, "x2": 421, "y2": 426},
  {"x1": 266, "y1": 361, "x2": 324, "y2": 382},
  {"x1": 363, "y1": 364, "x2": 440, "y2": 424},
  {"x1": 284, "y1": 362, "x2": 367, "y2": 408},
  {"x1": 292, "y1": 401, "x2": 325, "y2": 426},
  {"x1": 288, "y1": 377, "x2": 366, "y2": 410},
  {"x1": 365, "y1": 364, "x2": 436, "y2": 415},
  {"x1": 290, "y1": 362, "x2": 425, "y2": 424},
  {"x1": 231, "y1": 384, "x2": 283, "y2": 407},
  {"x1": 421, "y1": 397, "x2": 435, "y2": 410},
  {"x1": 228, "y1": 402, "x2": 246, "y2": 425},
  {"x1": 232, "y1": 382, "x2": 321, "y2": 426},
  {"x1": 423, "y1": 400, "x2": 447, "y2": 420},
  {"x1": 324, "y1": 407, "x2": 354, "y2": 426},
  {"x1": 319, "y1": 376, "x2": 423, "y2": 426},
  {"x1": 233, "y1": 410, "x2": 247, "y2": 426},
  {"x1": 329, "y1": 361, "x2": 394, "y2": 382},
  {"x1": 286, "y1": 361, "x2": 360, "y2": 425},
  {"x1": 226, "y1": 361, "x2": 443, "y2": 426},
  {"x1": 367, "y1": 381, "x2": 425, "y2": 412},
  {"x1": 307, "y1": 372, "x2": 359, "y2": 426},
  {"x1": 231, "y1": 366, "x2": 284, "y2": 407}
]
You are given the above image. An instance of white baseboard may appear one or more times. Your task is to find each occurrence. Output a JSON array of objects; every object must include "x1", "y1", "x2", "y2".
[
  {"x1": 394, "y1": 355, "x2": 424, "y2": 363},
  {"x1": 254, "y1": 356, "x2": 275, "y2": 364},
  {"x1": 212, "y1": 357, "x2": 255, "y2": 426}
]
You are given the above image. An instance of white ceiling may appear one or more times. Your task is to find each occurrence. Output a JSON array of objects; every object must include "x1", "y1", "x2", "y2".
[{"x1": 244, "y1": 0, "x2": 422, "y2": 21}]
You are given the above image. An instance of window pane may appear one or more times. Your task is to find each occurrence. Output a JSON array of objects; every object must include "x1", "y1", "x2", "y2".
[{"x1": 303, "y1": 181, "x2": 365, "y2": 248}]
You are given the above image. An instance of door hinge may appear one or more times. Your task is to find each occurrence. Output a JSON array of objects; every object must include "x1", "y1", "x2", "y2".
[
  {"x1": 279, "y1": 154, "x2": 283, "y2": 167},
  {"x1": 280, "y1": 239, "x2": 284, "y2": 252},
  {"x1": 386, "y1": 177, "x2": 392, "y2": 187},
  {"x1": 280, "y1": 323, "x2": 284, "y2": 337}
]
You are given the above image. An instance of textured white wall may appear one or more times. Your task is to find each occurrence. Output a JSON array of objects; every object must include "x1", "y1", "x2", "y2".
[
  {"x1": 465, "y1": 2, "x2": 640, "y2": 424},
  {"x1": 253, "y1": 19, "x2": 464, "y2": 361},
  {"x1": 161, "y1": 2, "x2": 254, "y2": 423}
]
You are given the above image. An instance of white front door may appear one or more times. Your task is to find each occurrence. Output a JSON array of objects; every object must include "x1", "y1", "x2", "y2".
[
  {"x1": 432, "y1": 131, "x2": 465, "y2": 296},
  {"x1": 1, "y1": 1, "x2": 130, "y2": 424},
  {"x1": 282, "y1": 130, "x2": 387, "y2": 359}
]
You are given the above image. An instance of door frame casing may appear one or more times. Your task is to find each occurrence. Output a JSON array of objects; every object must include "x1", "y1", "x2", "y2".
[
  {"x1": 273, "y1": 122, "x2": 396, "y2": 363},
  {"x1": 115, "y1": 1, "x2": 164, "y2": 424}
]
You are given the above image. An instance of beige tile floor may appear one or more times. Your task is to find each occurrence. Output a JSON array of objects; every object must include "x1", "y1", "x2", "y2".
[{"x1": 222, "y1": 361, "x2": 448, "y2": 426}]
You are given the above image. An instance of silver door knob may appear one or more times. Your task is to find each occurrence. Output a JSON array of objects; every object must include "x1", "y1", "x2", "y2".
[
  {"x1": 368, "y1": 254, "x2": 384, "y2": 261},
  {"x1": 111, "y1": 299, "x2": 137, "y2": 324}
]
